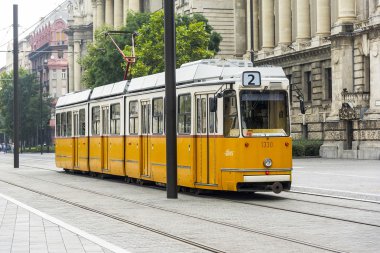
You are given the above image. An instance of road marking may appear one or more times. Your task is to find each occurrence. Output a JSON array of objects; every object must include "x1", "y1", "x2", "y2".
[
  {"x1": 292, "y1": 186, "x2": 380, "y2": 198},
  {"x1": 0, "y1": 193, "x2": 130, "y2": 253}
]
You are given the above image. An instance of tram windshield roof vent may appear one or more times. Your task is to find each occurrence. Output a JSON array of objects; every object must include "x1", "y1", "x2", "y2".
[
  {"x1": 56, "y1": 89, "x2": 92, "y2": 107},
  {"x1": 91, "y1": 80, "x2": 128, "y2": 100}
]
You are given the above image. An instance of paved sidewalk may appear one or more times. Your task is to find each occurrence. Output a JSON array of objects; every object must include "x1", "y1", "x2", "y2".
[{"x1": 0, "y1": 194, "x2": 122, "y2": 253}]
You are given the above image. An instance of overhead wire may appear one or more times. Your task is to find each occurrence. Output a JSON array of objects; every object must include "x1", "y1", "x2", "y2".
[{"x1": 0, "y1": 0, "x2": 68, "y2": 49}]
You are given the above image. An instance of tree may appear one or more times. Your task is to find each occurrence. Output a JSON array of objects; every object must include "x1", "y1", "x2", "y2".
[
  {"x1": 0, "y1": 71, "x2": 51, "y2": 149},
  {"x1": 80, "y1": 11, "x2": 222, "y2": 87},
  {"x1": 80, "y1": 12, "x2": 150, "y2": 88},
  {"x1": 126, "y1": 10, "x2": 221, "y2": 78}
]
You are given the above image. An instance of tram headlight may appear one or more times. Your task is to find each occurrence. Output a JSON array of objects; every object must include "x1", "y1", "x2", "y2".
[{"x1": 263, "y1": 158, "x2": 272, "y2": 168}]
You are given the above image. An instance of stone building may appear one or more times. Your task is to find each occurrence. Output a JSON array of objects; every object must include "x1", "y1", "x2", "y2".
[
  {"x1": 28, "y1": 3, "x2": 69, "y2": 98},
  {"x1": 175, "y1": 0, "x2": 247, "y2": 58},
  {"x1": 248, "y1": 0, "x2": 380, "y2": 159},
  {"x1": 4, "y1": 39, "x2": 31, "y2": 73}
]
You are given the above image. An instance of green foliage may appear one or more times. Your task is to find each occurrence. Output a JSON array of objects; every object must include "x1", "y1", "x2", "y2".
[
  {"x1": 128, "y1": 10, "x2": 219, "y2": 78},
  {"x1": 80, "y1": 11, "x2": 222, "y2": 87},
  {"x1": 0, "y1": 70, "x2": 51, "y2": 146},
  {"x1": 292, "y1": 139, "x2": 323, "y2": 157},
  {"x1": 80, "y1": 12, "x2": 151, "y2": 88}
]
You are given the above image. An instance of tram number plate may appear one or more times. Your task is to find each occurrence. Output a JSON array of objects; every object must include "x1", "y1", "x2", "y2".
[
  {"x1": 242, "y1": 71, "x2": 261, "y2": 86},
  {"x1": 261, "y1": 142, "x2": 273, "y2": 148}
]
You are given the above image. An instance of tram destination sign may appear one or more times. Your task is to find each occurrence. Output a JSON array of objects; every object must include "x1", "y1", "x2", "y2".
[{"x1": 242, "y1": 71, "x2": 261, "y2": 86}]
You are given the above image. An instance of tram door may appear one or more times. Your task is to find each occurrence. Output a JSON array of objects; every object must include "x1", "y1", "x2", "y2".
[
  {"x1": 102, "y1": 106, "x2": 109, "y2": 171},
  {"x1": 195, "y1": 94, "x2": 217, "y2": 185},
  {"x1": 141, "y1": 101, "x2": 151, "y2": 177},
  {"x1": 73, "y1": 112, "x2": 79, "y2": 168}
]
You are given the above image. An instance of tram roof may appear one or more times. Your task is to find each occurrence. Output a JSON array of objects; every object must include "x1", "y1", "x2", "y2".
[
  {"x1": 90, "y1": 80, "x2": 129, "y2": 100},
  {"x1": 56, "y1": 89, "x2": 92, "y2": 108},
  {"x1": 127, "y1": 59, "x2": 286, "y2": 92}
]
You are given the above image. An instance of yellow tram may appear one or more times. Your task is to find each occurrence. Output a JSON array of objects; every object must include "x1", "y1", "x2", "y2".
[{"x1": 55, "y1": 59, "x2": 292, "y2": 193}]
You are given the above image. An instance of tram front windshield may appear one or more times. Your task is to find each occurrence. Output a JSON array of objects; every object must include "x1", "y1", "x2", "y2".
[{"x1": 240, "y1": 90, "x2": 289, "y2": 137}]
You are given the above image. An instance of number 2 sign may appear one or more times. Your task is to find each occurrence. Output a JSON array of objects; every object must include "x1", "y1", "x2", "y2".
[{"x1": 242, "y1": 71, "x2": 261, "y2": 86}]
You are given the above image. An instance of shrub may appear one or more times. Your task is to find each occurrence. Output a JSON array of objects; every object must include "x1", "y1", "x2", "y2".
[{"x1": 293, "y1": 139, "x2": 323, "y2": 157}]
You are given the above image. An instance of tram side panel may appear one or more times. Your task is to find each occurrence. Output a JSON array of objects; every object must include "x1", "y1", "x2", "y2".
[
  {"x1": 55, "y1": 111, "x2": 75, "y2": 170},
  {"x1": 105, "y1": 100, "x2": 125, "y2": 176},
  {"x1": 89, "y1": 105, "x2": 103, "y2": 173}
]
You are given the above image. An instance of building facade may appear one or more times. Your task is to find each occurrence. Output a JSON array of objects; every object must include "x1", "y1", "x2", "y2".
[
  {"x1": 249, "y1": 0, "x2": 380, "y2": 159},
  {"x1": 4, "y1": 39, "x2": 31, "y2": 73},
  {"x1": 28, "y1": 3, "x2": 69, "y2": 98}
]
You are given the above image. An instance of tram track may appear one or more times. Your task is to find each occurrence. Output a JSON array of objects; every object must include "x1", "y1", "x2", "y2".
[
  {"x1": 2, "y1": 160, "x2": 379, "y2": 252},
  {"x1": 0, "y1": 176, "x2": 349, "y2": 253}
]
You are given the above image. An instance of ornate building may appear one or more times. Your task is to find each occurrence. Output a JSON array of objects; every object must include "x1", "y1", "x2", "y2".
[
  {"x1": 248, "y1": 0, "x2": 380, "y2": 159},
  {"x1": 175, "y1": 0, "x2": 247, "y2": 58},
  {"x1": 28, "y1": 3, "x2": 69, "y2": 98}
]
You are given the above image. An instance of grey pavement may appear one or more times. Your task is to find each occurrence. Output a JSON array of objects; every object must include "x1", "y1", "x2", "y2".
[
  {"x1": 0, "y1": 194, "x2": 117, "y2": 253},
  {"x1": 292, "y1": 157, "x2": 380, "y2": 201},
  {"x1": 0, "y1": 153, "x2": 379, "y2": 253}
]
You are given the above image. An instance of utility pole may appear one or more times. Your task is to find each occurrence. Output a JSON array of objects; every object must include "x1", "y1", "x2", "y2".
[
  {"x1": 164, "y1": 0, "x2": 177, "y2": 199},
  {"x1": 13, "y1": 5, "x2": 19, "y2": 168}
]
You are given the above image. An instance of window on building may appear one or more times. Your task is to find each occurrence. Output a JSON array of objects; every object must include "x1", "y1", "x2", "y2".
[
  {"x1": 110, "y1": 103, "x2": 120, "y2": 135},
  {"x1": 62, "y1": 69, "x2": 67, "y2": 80},
  {"x1": 129, "y1": 101, "x2": 139, "y2": 134},
  {"x1": 52, "y1": 69, "x2": 57, "y2": 79},
  {"x1": 178, "y1": 94, "x2": 191, "y2": 134},
  {"x1": 286, "y1": 74, "x2": 293, "y2": 103},
  {"x1": 152, "y1": 98, "x2": 164, "y2": 134},
  {"x1": 58, "y1": 50, "x2": 63, "y2": 58},
  {"x1": 325, "y1": 68, "x2": 332, "y2": 100},
  {"x1": 305, "y1": 71, "x2": 312, "y2": 102},
  {"x1": 92, "y1": 106, "x2": 100, "y2": 135}
]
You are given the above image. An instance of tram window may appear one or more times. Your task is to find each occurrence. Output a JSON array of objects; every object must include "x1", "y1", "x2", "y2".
[
  {"x1": 129, "y1": 101, "x2": 139, "y2": 134},
  {"x1": 240, "y1": 90, "x2": 289, "y2": 136},
  {"x1": 92, "y1": 106, "x2": 100, "y2": 135},
  {"x1": 61, "y1": 112, "x2": 67, "y2": 137},
  {"x1": 178, "y1": 94, "x2": 191, "y2": 134},
  {"x1": 110, "y1": 103, "x2": 120, "y2": 135},
  {"x1": 223, "y1": 91, "x2": 239, "y2": 137},
  {"x1": 79, "y1": 109, "x2": 86, "y2": 136},
  {"x1": 67, "y1": 111, "x2": 72, "y2": 137},
  {"x1": 102, "y1": 107, "x2": 109, "y2": 135},
  {"x1": 196, "y1": 98, "x2": 201, "y2": 133},
  {"x1": 152, "y1": 98, "x2": 163, "y2": 134},
  {"x1": 196, "y1": 98, "x2": 206, "y2": 134},
  {"x1": 209, "y1": 97, "x2": 218, "y2": 134},
  {"x1": 56, "y1": 113, "x2": 61, "y2": 137}
]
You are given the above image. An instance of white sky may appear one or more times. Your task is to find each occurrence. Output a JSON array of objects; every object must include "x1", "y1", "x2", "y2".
[{"x1": 0, "y1": 0, "x2": 65, "y2": 67}]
